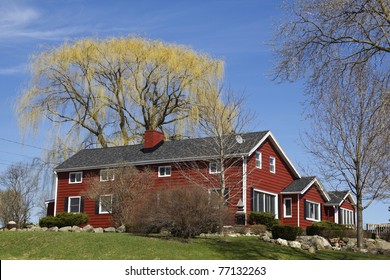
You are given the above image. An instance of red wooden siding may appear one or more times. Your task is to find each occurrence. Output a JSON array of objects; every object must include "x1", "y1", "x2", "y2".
[
  {"x1": 298, "y1": 183, "x2": 327, "y2": 228},
  {"x1": 245, "y1": 139, "x2": 297, "y2": 218},
  {"x1": 56, "y1": 160, "x2": 244, "y2": 228}
]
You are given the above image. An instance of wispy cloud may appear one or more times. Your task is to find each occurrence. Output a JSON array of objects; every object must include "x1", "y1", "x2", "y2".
[
  {"x1": 0, "y1": 3, "x2": 40, "y2": 37},
  {"x1": 0, "y1": 64, "x2": 28, "y2": 75}
]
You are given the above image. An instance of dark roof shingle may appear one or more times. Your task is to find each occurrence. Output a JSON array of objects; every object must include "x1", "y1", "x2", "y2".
[
  {"x1": 281, "y1": 176, "x2": 316, "y2": 193},
  {"x1": 55, "y1": 131, "x2": 269, "y2": 171}
]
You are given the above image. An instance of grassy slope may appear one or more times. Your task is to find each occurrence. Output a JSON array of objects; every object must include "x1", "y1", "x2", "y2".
[{"x1": 0, "y1": 231, "x2": 388, "y2": 260}]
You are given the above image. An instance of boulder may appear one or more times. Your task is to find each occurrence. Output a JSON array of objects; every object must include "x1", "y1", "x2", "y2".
[
  {"x1": 116, "y1": 225, "x2": 126, "y2": 233},
  {"x1": 72, "y1": 226, "x2": 82, "y2": 232},
  {"x1": 104, "y1": 227, "x2": 116, "y2": 233},
  {"x1": 276, "y1": 238, "x2": 288, "y2": 247},
  {"x1": 308, "y1": 246, "x2": 316, "y2": 254},
  {"x1": 59, "y1": 226, "x2": 72, "y2": 232},
  {"x1": 311, "y1": 235, "x2": 332, "y2": 250},
  {"x1": 82, "y1": 225, "x2": 94, "y2": 232},
  {"x1": 93, "y1": 227, "x2": 104, "y2": 233},
  {"x1": 375, "y1": 239, "x2": 390, "y2": 250},
  {"x1": 288, "y1": 241, "x2": 302, "y2": 249},
  {"x1": 48, "y1": 226, "x2": 59, "y2": 232},
  {"x1": 261, "y1": 235, "x2": 271, "y2": 242}
]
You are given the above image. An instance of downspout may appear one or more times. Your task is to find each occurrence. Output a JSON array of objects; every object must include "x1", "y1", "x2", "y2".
[
  {"x1": 242, "y1": 156, "x2": 247, "y2": 223},
  {"x1": 53, "y1": 171, "x2": 58, "y2": 216}
]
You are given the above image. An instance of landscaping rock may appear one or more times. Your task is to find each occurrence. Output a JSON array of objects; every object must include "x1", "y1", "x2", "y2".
[
  {"x1": 48, "y1": 226, "x2": 59, "y2": 232},
  {"x1": 116, "y1": 225, "x2": 126, "y2": 233},
  {"x1": 375, "y1": 239, "x2": 390, "y2": 250},
  {"x1": 308, "y1": 246, "x2": 316, "y2": 254},
  {"x1": 93, "y1": 227, "x2": 104, "y2": 233},
  {"x1": 59, "y1": 226, "x2": 72, "y2": 232},
  {"x1": 82, "y1": 225, "x2": 94, "y2": 232},
  {"x1": 104, "y1": 227, "x2": 116, "y2": 233},
  {"x1": 276, "y1": 238, "x2": 288, "y2": 247},
  {"x1": 311, "y1": 235, "x2": 331, "y2": 250},
  {"x1": 261, "y1": 235, "x2": 271, "y2": 242},
  {"x1": 288, "y1": 241, "x2": 302, "y2": 249},
  {"x1": 72, "y1": 226, "x2": 82, "y2": 232}
]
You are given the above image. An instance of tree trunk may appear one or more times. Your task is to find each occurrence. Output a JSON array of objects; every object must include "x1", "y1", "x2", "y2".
[{"x1": 356, "y1": 195, "x2": 364, "y2": 248}]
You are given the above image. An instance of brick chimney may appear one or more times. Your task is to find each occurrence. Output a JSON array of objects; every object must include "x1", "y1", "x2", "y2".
[{"x1": 143, "y1": 130, "x2": 165, "y2": 150}]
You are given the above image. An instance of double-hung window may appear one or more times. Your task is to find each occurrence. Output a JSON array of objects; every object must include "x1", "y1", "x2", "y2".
[
  {"x1": 158, "y1": 166, "x2": 171, "y2": 177},
  {"x1": 255, "y1": 152, "x2": 262, "y2": 169},
  {"x1": 269, "y1": 157, "x2": 276, "y2": 173},
  {"x1": 253, "y1": 190, "x2": 277, "y2": 217},
  {"x1": 68, "y1": 196, "x2": 81, "y2": 213},
  {"x1": 284, "y1": 198, "x2": 292, "y2": 218},
  {"x1": 305, "y1": 200, "x2": 320, "y2": 221},
  {"x1": 99, "y1": 195, "x2": 113, "y2": 214},
  {"x1": 69, "y1": 172, "x2": 82, "y2": 184},
  {"x1": 100, "y1": 169, "x2": 115, "y2": 182}
]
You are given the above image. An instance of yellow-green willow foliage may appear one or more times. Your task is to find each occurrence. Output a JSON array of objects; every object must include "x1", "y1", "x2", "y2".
[{"x1": 16, "y1": 37, "x2": 224, "y2": 147}]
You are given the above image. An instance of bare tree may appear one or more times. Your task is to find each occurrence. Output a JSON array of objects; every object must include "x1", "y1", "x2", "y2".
[
  {"x1": 303, "y1": 66, "x2": 389, "y2": 247},
  {"x1": 83, "y1": 166, "x2": 153, "y2": 227},
  {"x1": 177, "y1": 88, "x2": 255, "y2": 208},
  {"x1": 0, "y1": 160, "x2": 40, "y2": 227},
  {"x1": 273, "y1": 0, "x2": 390, "y2": 248},
  {"x1": 16, "y1": 37, "x2": 224, "y2": 148},
  {"x1": 273, "y1": 0, "x2": 389, "y2": 87}
]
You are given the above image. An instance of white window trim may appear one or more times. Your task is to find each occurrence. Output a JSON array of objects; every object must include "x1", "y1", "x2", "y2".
[
  {"x1": 255, "y1": 152, "x2": 262, "y2": 169},
  {"x1": 283, "y1": 197, "x2": 292, "y2": 218},
  {"x1": 68, "y1": 196, "x2": 81, "y2": 213},
  {"x1": 209, "y1": 162, "x2": 221, "y2": 174},
  {"x1": 99, "y1": 194, "x2": 113, "y2": 214},
  {"x1": 305, "y1": 200, "x2": 321, "y2": 222},
  {"x1": 100, "y1": 169, "x2": 115, "y2": 182},
  {"x1": 340, "y1": 207, "x2": 354, "y2": 225},
  {"x1": 269, "y1": 156, "x2": 276, "y2": 173},
  {"x1": 69, "y1": 171, "x2": 83, "y2": 184},
  {"x1": 253, "y1": 189, "x2": 279, "y2": 219},
  {"x1": 158, "y1": 166, "x2": 171, "y2": 177}
]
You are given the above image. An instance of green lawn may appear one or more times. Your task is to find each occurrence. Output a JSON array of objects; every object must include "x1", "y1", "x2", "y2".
[{"x1": 0, "y1": 231, "x2": 388, "y2": 260}]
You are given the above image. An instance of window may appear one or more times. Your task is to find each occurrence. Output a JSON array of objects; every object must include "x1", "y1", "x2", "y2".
[
  {"x1": 100, "y1": 169, "x2": 115, "y2": 182},
  {"x1": 99, "y1": 195, "x2": 113, "y2": 214},
  {"x1": 68, "y1": 196, "x2": 81, "y2": 213},
  {"x1": 340, "y1": 208, "x2": 353, "y2": 225},
  {"x1": 255, "y1": 152, "x2": 262, "y2": 169},
  {"x1": 253, "y1": 190, "x2": 277, "y2": 216},
  {"x1": 158, "y1": 166, "x2": 171, "y2": 177},
  {"x1": 284, "y1": 198, "x2": 292, "y2": 218},
  {"x1": 69, "y1": 172, "x2": 82, "y2": 184},
  {"x1": 269, "y1": 157, "x2": 276, "y2": 173},
  {"x1": 305, "y1": 200, "x2": 320, "y2": 221},
  {"x1": 209, "y1": 162, "x2": 221, "y2": 174}
]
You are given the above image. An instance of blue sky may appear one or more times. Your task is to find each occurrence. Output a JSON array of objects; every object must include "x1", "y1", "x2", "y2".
[{"x1": 0, "y1": 0, "x2": 387, "y2": 224}]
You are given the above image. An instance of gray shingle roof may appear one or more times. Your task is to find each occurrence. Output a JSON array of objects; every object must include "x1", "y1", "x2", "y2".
[
  {"x1": 327, "y1": 191, "x2": 350, "y2": 205},
  {"x1": 281, "y1": 176, "x2": 316, "y2": 193},
  {"x1": 55, "y1": 131, "x2": 269, "y2": 171}
]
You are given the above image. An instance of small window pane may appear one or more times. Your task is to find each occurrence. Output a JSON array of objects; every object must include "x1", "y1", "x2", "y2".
[{"x1": 69, "y1": 197, "x2": 80, "y2": 213}]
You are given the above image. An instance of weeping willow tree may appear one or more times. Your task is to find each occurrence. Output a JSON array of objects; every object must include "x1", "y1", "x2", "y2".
[{"x1": 16, "y1": 37, "x2": 224, "y2": 149}]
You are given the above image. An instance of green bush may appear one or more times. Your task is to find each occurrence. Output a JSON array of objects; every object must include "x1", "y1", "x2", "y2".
[
  {"x1": 272, "y1": 225, "x2": 302, "y2": 241},
  {"x1": 248, "y1": 212, "x2": 279, "y2": 230},
  {"x1": 306, "y1": 221, "x2": 347, "y2": 237},
  {"x1": 39, "y1": 213, "x2": 89, "y2": 228}
]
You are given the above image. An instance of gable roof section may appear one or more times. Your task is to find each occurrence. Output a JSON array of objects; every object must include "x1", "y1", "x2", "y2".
[
  {"x1": 281, "y1": 176, "x2": 330, "y2": 202},
  {"x1": 326, "y1": 190, "x2": 356, "y2": 206}
]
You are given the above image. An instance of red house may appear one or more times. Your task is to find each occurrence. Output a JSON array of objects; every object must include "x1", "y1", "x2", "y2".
[{"x1": 52, "y1": 130, "x2": 356, "y2": 229}]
